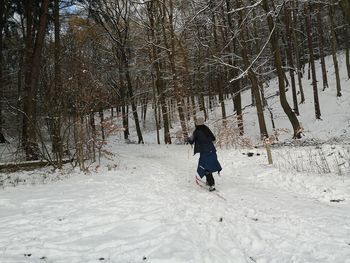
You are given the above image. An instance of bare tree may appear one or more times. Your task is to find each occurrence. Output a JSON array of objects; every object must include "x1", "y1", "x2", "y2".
[
  {"x1": 159, "y1": 0, "x2": 188, "y2": 140},
  {"x1": 340, "y1": 0, "x2": 350, "y2": 25},
  {"x1": 304, "y1": 2, "x2": 321, "y2": 119},
  {"x1": 225, "y1": 0, "x2": 243, "y2": 135},
  {"x1": 146, "y1": 1, "x2": 172, "y2": 144},
  {"x1": 328, "y1": 1, "x2": 342, "y2": 97},
  {"x1": 283, "y1": 1, "x2": 299, "y2": 115},
  {"x1": 237, "y1": 0, "x2": 268, "y2": 139},
  {"x1": 22, "y1": 0, "x2": 49, "y2": 160},
  {"x1": 316, "y1": 3, "x2": 329, "y2": 91},
  {"x1": 88, "y1": 0, "x2": 144, "y2": 143},
  {"x1": 0, "y1": 0, "x2": 7, "y2": 143},
  {"x1": 262, "y1": 0, "x2": 302, "y2": 138}
]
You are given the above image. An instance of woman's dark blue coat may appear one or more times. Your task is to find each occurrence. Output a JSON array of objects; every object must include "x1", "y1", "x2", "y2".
[{"x1": 188, "y1": 125, "x2": 222, "y2": 178}]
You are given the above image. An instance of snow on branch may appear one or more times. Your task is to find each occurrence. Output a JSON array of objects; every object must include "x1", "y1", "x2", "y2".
[{"x1": 227, "y1": 0, "x2": 263, "y2": 14}]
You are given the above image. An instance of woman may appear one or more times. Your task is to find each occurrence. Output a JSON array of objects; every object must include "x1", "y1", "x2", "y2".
[{"x1": 187, "y1": 117, "x2": 222, "y2": 191}]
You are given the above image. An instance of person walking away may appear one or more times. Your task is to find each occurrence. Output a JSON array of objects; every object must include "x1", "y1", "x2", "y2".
[{"x1": 187, "y1": 117, "x2": 222, "y2": 191}]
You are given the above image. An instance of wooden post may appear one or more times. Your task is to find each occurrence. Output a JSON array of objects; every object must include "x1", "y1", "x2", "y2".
[{"x1": 264, "y1": 137, "x2": 273, "y2": 165}]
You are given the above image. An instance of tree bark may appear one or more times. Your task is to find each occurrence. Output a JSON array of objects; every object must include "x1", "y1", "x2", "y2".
[
  {"x1": 147, "y1": 1, "x2": 171, "y2": 144},
  {"x1": 225, "y1": 0, "x2": 243, "y2": 135},
  {"x1": 210, "y1": 1, "x2": 226, "y2": 123},
  {"x1": 122, "y1": 53, "x2": 144, "y2": 143},
  {"x1": 22, "y1": 0, "x2": 49, "y2": 160},
  {"x1": 52, "y1": 0, "x2": 63, "y2": 167},
  {"x1": 305, "y1": 3, "x2": 321, "y2": 119},
  {"x1": 340, "y1": 0, "x2": 350, "y2": 25},
  {"x1": 329, "y1": 2, "x2": 342, "y2": 97},
  {"x1": 344, "y1": 25, "x2": 350, "y2": 79},
  {"x1": 262, "y1": 0, "x2": 302, "y2": 138},
  {"x1": 238, "y1": 22, "x2": 268, "y2": 138},
  {"x1": 284, "y1": 2, "x2": 299, "y2": 115},
  {"x1": 0, "y1": 0, "x2": 6, "y2": 143},
  {"x1": 292, "y1": 0, "x2": 305, "y2": 103},
  {"x1": 316, "y1": 3, "x2": 329, "y2": 90},
  {"x1": 161, "y1": 0, "x2": 188, "y2": 140}
]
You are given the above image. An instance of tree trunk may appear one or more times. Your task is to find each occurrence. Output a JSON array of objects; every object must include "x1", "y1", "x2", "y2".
[
  {"x1": 236, "y1": 0, "x2": 266, "y2": 137},
  {"x1": 340, "y1": 0, "x2": 350, "y2": 25},
  {"x1": 345, "y1": 25, "x2": 350, "y2": 79},
  {"x1": 0, "y1": 0, "x2": 5, "y2": 143},
  {"x1": 284, "y1": 2, "x2": 299, "y2": 115},
  {"x1": 147, "y1": 1, "x2": 171, "y2": 144},
  {"x1": 142, "y1": 97, "x2": 148, "y2": 127},
  {"x1": 210, "y1": 2, "x2": 226, "y2": 123},
  {"x1": 177, "y1": 40, "x2": 197, "y2": 123},
  {"x1": 262, "y1": 0, "x2": 302, "y2": 138},
  {"x1": 305, "y1": 3, "x2": 321, "y2": 119},
  {"x1": 329, "y1": 3, "x2": 342, "y2": 97},
  {"x1": 292, "y1": 0, "x2": 305, "y2": 104},
  {"x1": 161, "y1": 0, "x2": 188, "y2": 140},
  {"x1": 150, "y1": 73, "x2": 160, "y2": 144},
  {"x1": 122, "y1": 53, "x2": 144, "y2": 143},
  {"x1": 118, "y1": 75, "x2": 129, "y2": 140},
  {"x1": 226, "y1": 0, "x2": 243, "y2": 135},
  {"x1": 122, "y1": 104, "x2": 129, "y2": 140},
  {"x1": 89, "y1": 112, "x2": 96, "y2": 162},
  {"x1": 199, "y1": 94, "x2": 207, "y2": 120},
  {"x1": 74, "y1": 114, "x2": 85, "y2": 171},
  {"x1": 238, "y1": 6, "x2": 268, "y2": 139},
  {"x1": 22, "y1": 0, "x2": 49, "y2": 160},
  {"x1": 316, "y1": 3, "x2": 329, "y2": 90},
  {"x1": 99, "y1": 109, "x2": 105, "y2": 140},
  {"x1": 52, "y1": 0, "x2": 63, "y2": 167}
]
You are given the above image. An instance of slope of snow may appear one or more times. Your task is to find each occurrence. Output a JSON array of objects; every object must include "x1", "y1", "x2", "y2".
[
  {"x1": 1, "y1": 52, "x2": 350, "y2": 262},
  {"x1": 221, "y1": 51, "x2": 350, "y2": 144},
  {"x1": 1, "y1": 144, "x2": 349, "y2": 262}
]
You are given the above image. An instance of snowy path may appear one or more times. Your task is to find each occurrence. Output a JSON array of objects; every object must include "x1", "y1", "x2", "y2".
[{"x1": 1, "y1": 144, "x2": 350, "y2": 263}]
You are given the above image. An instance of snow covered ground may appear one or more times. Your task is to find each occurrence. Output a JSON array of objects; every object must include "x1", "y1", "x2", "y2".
[
  {"x1": 1, "y1": 143, "x2": 350, "y2": 263},
  {"x1": 1, "y1": 53, "x2": 350, "y2": 262}
]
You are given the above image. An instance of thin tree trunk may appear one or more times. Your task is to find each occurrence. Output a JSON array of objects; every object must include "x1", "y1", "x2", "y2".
[
  {"x1": 305, "y1": 3, "x2": 321, "y2": 119},
  {"x1": 147, "y1": 1, "x2": 171, "y2": 144},
  {"x1": 75, "y1": 114, "x2": 85, "y2": 171},
  {"x1": 150, "y1": 73, "x2": 160, "y2": 144},
  {"x1": 177, "y1": 40, "x2": 197, "y2": 122},
  {"x1": 99, "y1": 109, "x2": 105, "y2": 140},
  {"x1": 122, "y1": 104, "x2": 129, "y2": 140},
  {"x1": 199, "y1": 94, "x2": 207, "y2": 120},
  {"x1": 142, "y1": 97, "x2": 147, "y2": 126},
  {"x1": 345, "y1": 25, "x2": 350, "y2": 79},
  {"x1": 340, "y1": 0, "x2": 350, "y2": 25},
  {"x1": 0, "y1": 0, "x2": 5, "y2": 143},
  {"x1": 210, "y1": 2, "x2": 226, "y2": 123},
  {"x1": 225, "y1": 0, "x2": 243, "y2": 135},
  {"x1": 89, "y1": 112, "x2": 96, "y2": 162},
  {"x1": 262, "y1": 0, "x2": 302, "y2": 138},
  {"x1": 284, "y1": 2, "x2": 299, "y2": 115},
  {"x1": 122, "y1": 53, "x2": 144, "y2": 143},
  {"x1": 237, "y1": 1, "x2": 268, "y2": 139},
  {"x1": 316, "y1": 3, "x2": 329, "y2": 90},
  {"x1": 52, "y1": 0, "x2": 63, "y2": 167},
  {"x1": 292, "y1": 0, "x2": 305, "y2": 103},
  {"x1": 118, "y1": 74, "x2": 129, "y2": 141},
  {"x1": 161, "y1": 0, "x2": 188, "y2": 140},
  {"x1": 329, "y1": 3, "x2": 342, "y2": 97}
]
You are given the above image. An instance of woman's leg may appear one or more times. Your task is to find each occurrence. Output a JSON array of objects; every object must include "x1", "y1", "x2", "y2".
[{"x1": 205, "y1": 171, "x2": 215, "y2": 187}]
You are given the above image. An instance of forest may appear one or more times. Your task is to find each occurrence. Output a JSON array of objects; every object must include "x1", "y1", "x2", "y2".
[{"x1": 1, "y1": 0, "x2": 350, "y2": 170}]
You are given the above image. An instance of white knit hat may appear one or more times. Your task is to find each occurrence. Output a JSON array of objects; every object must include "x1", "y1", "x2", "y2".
[{"x1": 195, "y1": 117, "x2": 205, "y2": 126}]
